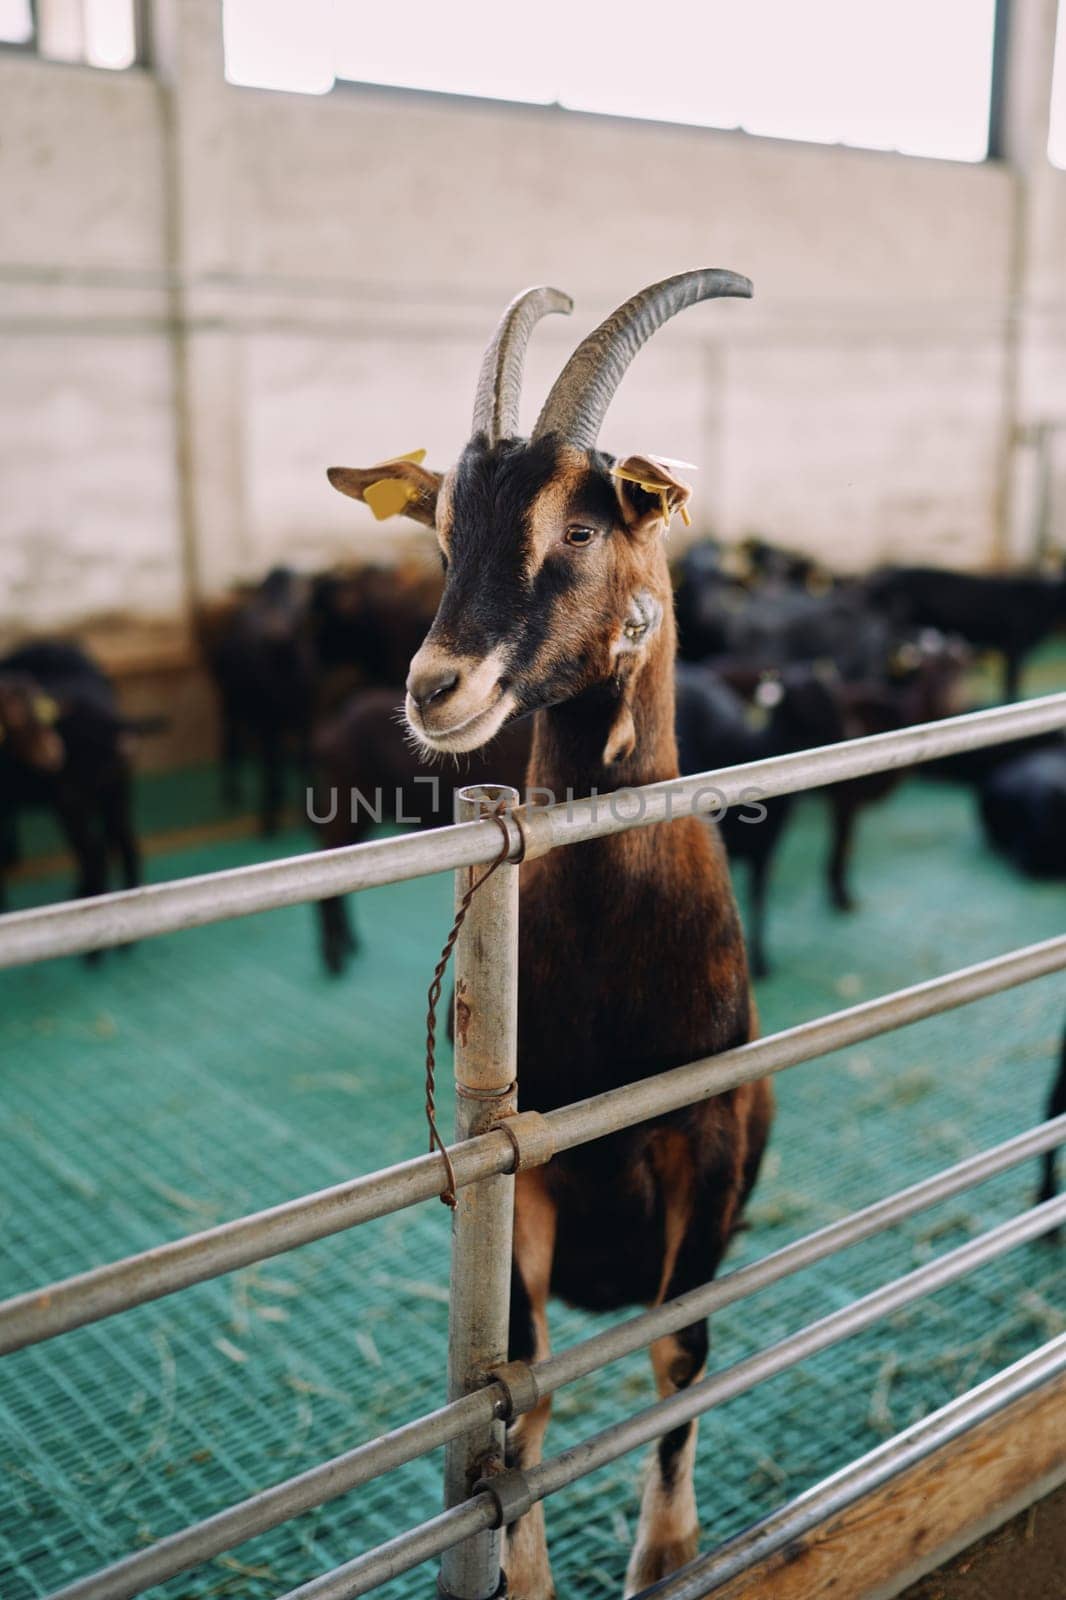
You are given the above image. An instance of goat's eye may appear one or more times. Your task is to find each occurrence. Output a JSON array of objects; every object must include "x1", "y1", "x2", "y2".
[{"x1": 564, "y1": 525, "x2": 596, "y2": 548}]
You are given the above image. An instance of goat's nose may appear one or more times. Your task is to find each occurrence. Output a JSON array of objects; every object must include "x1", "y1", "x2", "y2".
[{"x1": 407, "y1": 663, "x2": 460, "y2": 711}]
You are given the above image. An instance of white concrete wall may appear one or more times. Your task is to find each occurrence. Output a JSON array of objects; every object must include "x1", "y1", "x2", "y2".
[
  {"x1": 229, "y1": 83, "x2": 1016, "y2": 578},
  {"x1": 997, "y1": 0, "x2": 1066, "y2": 564},
  {"x1": 0, "y1": 53, "x2": 184, "y2": 634},
  {"x1": 2, "y1": 0, "x2": 1063, "y2": 640}
]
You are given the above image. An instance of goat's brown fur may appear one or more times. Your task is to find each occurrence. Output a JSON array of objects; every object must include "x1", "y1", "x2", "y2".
[
  {"x1": 329, "y1": 275, "x2": 773, "y2": 1595},
  {"x1": 507, "y1": 584, "x2": 772, "y2": 1595}
]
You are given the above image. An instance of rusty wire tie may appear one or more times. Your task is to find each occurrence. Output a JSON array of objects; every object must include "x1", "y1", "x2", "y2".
[{"x1": 424, "y1": 799, "x2": 515, "y2": 1209}]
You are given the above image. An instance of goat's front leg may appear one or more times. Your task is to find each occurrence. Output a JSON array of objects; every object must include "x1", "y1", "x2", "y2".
[{"x1": 503, "y1": 1169, "x2": 556, "y2": 1600}]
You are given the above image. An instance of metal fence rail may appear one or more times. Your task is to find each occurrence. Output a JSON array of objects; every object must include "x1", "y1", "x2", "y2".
[
  {"x1": 635, "y1": 1331, "x2": 1066, "y2": 1599},
  {"x1": 3, "y1": 933, "x2": 1063, "y2": 1356},
  {"x1": 39, "y1": 1115, "x2": 1066, "y2": 1600},
  {"x1": 0, "y1": 691, "x2": 1063, "y2": 969},
  {"x1": 271, "y1": 1197, "x2": 1066, "y2": 1600},
  {"x1": 2, "y1": 693, "x2": 1064, "y2": 1600}
]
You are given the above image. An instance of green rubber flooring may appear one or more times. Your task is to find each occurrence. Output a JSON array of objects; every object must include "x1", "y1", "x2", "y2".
[{"x1": 1, "y1": 715, "x2": 1065, "y2": 1596}]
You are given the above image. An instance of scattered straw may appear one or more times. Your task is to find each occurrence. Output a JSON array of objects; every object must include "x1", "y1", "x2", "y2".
[{"x1": 213, "y1": 1337, "x2": 248, "y2": 1365}]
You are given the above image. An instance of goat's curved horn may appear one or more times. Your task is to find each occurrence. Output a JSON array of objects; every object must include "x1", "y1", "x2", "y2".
[
  {"x1": 533, "y1": 269, "x2": 752, "y2": 450},
  {"x1": 472, "y1": 286, "x2": 573, "y2": 443}
]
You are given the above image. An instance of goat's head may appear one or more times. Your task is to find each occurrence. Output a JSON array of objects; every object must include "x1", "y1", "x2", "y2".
[
  {"x1": 0, "y1": 677, "x2": 65, "y2": 772},
  {"x1": 329, "y1": 270, "x2": 752, "y2": 760}
]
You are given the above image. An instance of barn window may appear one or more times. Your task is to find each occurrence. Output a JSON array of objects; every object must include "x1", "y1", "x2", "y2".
[
  {"x1": 0, "y1": 0, "x2": 33, "y2": 46},
  {"x1": 1050, "y1": 0, "x2": 1066, "y2": 167},
  {"x1": 1, "y1": 0, "x2": 140, "y2": 67},
  {"x1": 223, "y1": 0, "x2": 997, "y2": 163},
  {"x1": 223, "y1": 0, "x2": 334, "y2": 95}
]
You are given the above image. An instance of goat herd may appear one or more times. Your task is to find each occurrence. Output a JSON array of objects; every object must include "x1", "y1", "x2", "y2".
[{"x1": 0, "y1": 541, "x2": 1063, "y2": 981}]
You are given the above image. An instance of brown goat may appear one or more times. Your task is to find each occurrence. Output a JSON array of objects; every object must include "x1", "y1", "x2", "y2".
[{"x1": 329, "y1": 274, "x2": 773, "y2": 1596}]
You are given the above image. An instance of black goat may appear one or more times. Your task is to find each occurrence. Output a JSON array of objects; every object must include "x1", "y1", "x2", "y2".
[
  {"x1": 309, "y1": 561, "x2": 442, "y2": 685},
  {"x1": 310, "y1": 687, "x2": 530, "y2": 973},
  {"x1": 865, "y1": 564, "x2": 1066, "y2": 702},
  {"x1": 0, "y1": 642, "x2": 143, "y2": 941},
  {"x1": 676, "y1": 633, "x2": 966, "y2": 969},
  {"x1": 822, "y1": 635, "x2": 969, "y2": 911},
  {"x1": 1038, "y1": 1018, "x2": 1066, "y2": 1214},
  {"x1": 673, "y1": 547, "x2": 751, "y2": 661},
  {"x1": 736, "y1": 535, "x2": 835, "y2": 591},
  {"x1": 204, "y1": 567, "x2": 316, "y2": 835},
  {"x1": 675, "y1": 663, "x2": 844, "y2": 976},
  {"x1": 977, "y1": 742, "x2": 1066, "y2": 878},
  {"x1": 678, "y1": 576, "x2": 903, "y2": 681}
]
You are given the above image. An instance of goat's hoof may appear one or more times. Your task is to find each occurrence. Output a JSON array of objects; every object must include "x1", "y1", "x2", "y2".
[
  {"x1": 323, "y1": 946, "x2": 349, "y2": 977},
  {"x1": 624, "y1": 1530, "x2": 699, "y2": 1595},
  {"x1": 832, "y1": 892, "x2": 856, "y2": 913}
]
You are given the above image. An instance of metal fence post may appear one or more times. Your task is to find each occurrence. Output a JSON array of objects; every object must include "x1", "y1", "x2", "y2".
[{"x1": 439, "y1": 785, "x2": 520, "y2": 1600}]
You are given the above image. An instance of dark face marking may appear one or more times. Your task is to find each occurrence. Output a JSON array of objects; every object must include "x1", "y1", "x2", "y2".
[{"x1": 431, "y1": 434, "x2": 565, "y2": 658}]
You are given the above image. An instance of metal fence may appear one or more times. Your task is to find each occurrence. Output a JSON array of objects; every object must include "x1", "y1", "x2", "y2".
[{"x1": 2, "y1": 691, "x2": 1065, "y2": 1600}]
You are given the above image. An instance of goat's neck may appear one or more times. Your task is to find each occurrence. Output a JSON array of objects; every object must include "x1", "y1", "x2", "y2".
[{"x1": 527, "y1": 626, "x2": 680, "y2": 808}]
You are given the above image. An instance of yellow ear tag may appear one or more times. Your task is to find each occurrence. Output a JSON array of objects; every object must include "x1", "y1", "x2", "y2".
[
  {"x1": 609, "y1": 465, "x2": 654, "y2": 489},
  {"x1": 33, "y1": 694, "x2": 60, "y2": 724},
  {"x1": 610, "y1": 465, "x2": 692, "y2": 533},
  {"x1": 363, "y1": 448, "x2": 428, "y2": 521},
  {"x1": 364, "y1": 478, "x2": 418, "y2": 520}
]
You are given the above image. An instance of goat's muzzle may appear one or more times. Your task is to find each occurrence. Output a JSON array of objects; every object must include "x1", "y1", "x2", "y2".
[{"x1": 405, "y1": 643, "x2": 516, "y2": 754}]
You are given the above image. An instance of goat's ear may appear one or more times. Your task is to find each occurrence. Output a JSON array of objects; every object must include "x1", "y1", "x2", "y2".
[
  {"x1": 327, "y1": 452, "x2": 442, "y2": 528},
  {"x1": 611, "y1": 454, "x2": 693, "y2": 538}
]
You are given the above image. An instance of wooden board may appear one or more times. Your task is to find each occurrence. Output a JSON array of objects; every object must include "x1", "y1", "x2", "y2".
[
  {"x1": 898, "y1": 1482, "x2": 1066, "y2": 1600},
  {"x1": 710, "y1": 1370, "x2": 1066, "y2": 1600}
]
